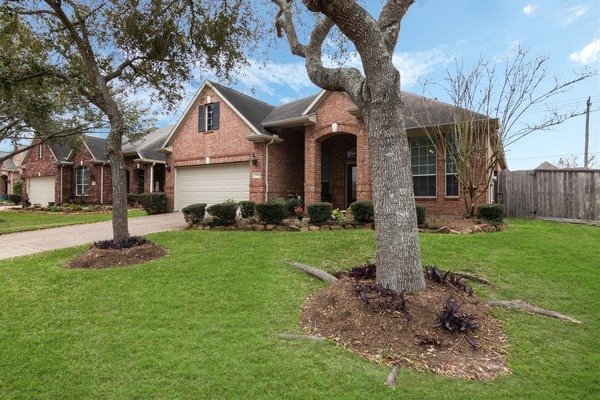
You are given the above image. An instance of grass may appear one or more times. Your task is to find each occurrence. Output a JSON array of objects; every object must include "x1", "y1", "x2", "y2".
[
  {"x1": 0, "y1": 209, "x2": 147, "y2": 234},
  {"x1": 0, "y1": 219, "x2": 598, "y2": 399}
]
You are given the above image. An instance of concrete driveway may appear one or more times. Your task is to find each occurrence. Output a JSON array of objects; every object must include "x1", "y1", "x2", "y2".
[{"x1": 0, "y1": 212, "x2": 187, "y2": 260}]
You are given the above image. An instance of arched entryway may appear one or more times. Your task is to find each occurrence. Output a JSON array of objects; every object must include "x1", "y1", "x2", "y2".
[{"x1": 320, "y1": 134, "x2": 357, "y2": 209}]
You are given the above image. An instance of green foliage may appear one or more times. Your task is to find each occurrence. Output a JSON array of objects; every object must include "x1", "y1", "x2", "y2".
[
  {"x1": 256, "y1": 199, "x2": 288, "y2": 224},
  {"x1": 138, "y1": 192, "x2": 168, "y2": 215},
  {"x1": 477, "y1": 203, "x2": 504, "y2": 224},
  {"x1": 238, "y1": 200, "x2": 256, "y2": 218},
  {"x1": 182, "y1": 203, "x2": 207, "y2": 224},
  {"x1": 415, "y1": 203, "x2": 426, "y2": 225},
  {"x1": 206, "y1": 202, "x2": 237, "y2": 226},
  {"x1": 127, "y1": 193, "x2": 139, "y2": 205},
  {"x1": 350, "y1": 201, "x2": 374, "y2": 224},
  {"x1": 433, "y1": 299, "x2": 478, "y2": 333},
  {"x1": 12, "y1": 180, "x2": 22, "y2": 196},
  {"x1": 307, "y1": 202, "x2": 333, "y2": 224},
  {"x1": 331, "y1": 208, "x2": 344, "y2": 220},
  {"x1": 6, "y1": 194, "x2": 21, "y2": 204},
  {"x1": 285, "y1": 197, "x2": 303, "y2": 216}
]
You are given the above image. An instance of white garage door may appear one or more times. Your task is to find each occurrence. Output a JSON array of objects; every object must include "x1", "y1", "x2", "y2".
[
  {"x1": 175, "y1": 163, "x2": 249, "y2": 211},
  {"x1": 28, "y1": 176, "x2": 55, "y2": 205}
]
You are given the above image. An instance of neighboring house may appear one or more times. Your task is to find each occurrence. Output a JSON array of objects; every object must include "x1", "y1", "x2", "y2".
[
  {"x1": 0, "y1": 150, "x2": 24, "y2": 199},
  {"x1": 161, "y1": 81, "x2": 504, "y2": 214},
  {"x1": 20, "y1": 127, "x2": 171, "y2": 206}
]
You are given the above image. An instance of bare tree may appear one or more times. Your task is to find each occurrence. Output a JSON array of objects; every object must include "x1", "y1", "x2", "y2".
[
  {"x1": 272, "y1": 0, "x2": 424, "y2": 293},
  {"x1": 420, "y1": 45, "x2": 596, "y2": 216},
  {"x1": 3, "y1": 0, "x2": 258, "y2": 241}
]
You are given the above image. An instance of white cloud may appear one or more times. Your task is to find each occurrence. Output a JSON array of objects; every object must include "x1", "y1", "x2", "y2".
[
  {"x1": 563, "y1": 5, "x2": 591, "y2": 26},
  {"x1": 393, "y1": 48, "x2": 453, "y2": 89},
  {"x1": 569, "y1": 39, "x2": 600, "y2": 64},
  {"x1": 522, "y1": 4, "x2": 537, "y2": 15}
]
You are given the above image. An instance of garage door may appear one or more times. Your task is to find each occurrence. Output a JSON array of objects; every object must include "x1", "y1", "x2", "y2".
[
  {"x1": 175, "y1": 163, "x2": 249, "y2": 211},
  {"x1": 28, "y1": 176, "x2": 55, "y2": 205}
]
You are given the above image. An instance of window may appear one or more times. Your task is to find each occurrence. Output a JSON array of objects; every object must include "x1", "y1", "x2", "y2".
[
  {"x1": 76, "y1": 166, "x2": 89, "y2": 196},
  {"x1": 410, "y1": 137, "x2": 436, "y2": 197},
  {"x1": 38, "y1": 144, "x2": 43, "y2": 159},
  {"x1": 445, "y1": 134, "x2": 459, "y2": 197},
  {"x1": 198, "y1": 102, "x2": 220, "y2": 132}
]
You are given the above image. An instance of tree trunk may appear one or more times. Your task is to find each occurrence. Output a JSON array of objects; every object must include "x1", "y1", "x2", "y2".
[
  {"x1": 106, "y1": 117, "x2": 129, "y2": 242},
  {"x1": 362, "y1": 78, "x2": 425, "y2": 293}
]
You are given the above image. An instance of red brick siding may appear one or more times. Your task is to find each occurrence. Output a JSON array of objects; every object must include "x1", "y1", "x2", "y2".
[
  {"x1": 21, "y1": 141, "x2": 59, "y2": 204},
  {"x1": 264, "y1": 130, "x2": 304, "y2": 201}
]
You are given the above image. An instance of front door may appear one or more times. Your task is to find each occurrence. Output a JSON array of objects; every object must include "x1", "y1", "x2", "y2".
[{"x1": 346, "y1": 163, "x2": 357, "y2": 208}]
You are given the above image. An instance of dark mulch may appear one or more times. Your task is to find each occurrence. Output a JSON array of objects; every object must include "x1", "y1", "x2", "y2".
[
  {"x1": 65, "y1": 242, "x2": 167, "y2": 269},
  {"x1": 301, "y1": 276, "x2": 510, "y2": 380}
]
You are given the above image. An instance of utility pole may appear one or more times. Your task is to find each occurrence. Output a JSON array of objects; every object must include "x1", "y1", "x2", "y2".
[{"x1": 584, "y1": 96, "x2": 591, "y2": 169}]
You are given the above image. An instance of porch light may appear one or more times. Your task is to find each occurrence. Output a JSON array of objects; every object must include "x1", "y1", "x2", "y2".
[
  {"x1": 332, "y1": 122, "x2": 338, "y2": 132},
  {"x1": 165, "y1": 163, "x2": 171, "y2": 172},
  {"x1": 250, "y1": 153, "x2": 258, "y2": 167}
]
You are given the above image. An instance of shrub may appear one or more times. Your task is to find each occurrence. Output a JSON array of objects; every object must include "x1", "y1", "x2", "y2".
[
  {"x1": 127, "y1": 193, "x2": 139, "y2": 205},
  {"x1": 182, "y1": 203, "x2": 206, "y2": 224},
  {"x1": 238, "y1": 201, "x2": 256, "y2": 218},
  {"x1": 350, "y1": 201, "x2": 374, "y2": 224},
  {"x1": 71, "y1": 205, "x2": 83, "y2": 212},
  {"x1": 307, "y1": 202, "x2": 333, "y2": 224},
  {"x1": 285, "y1": 197, "x2": 303, "y2": 216},
  {"x1": 12, "y1": 180, "x2": 22, "y2": 196},
  {"x1": 6, "y1": 194, "x2": 21, "y2": 204},
  {"x1": 207, "y1": 202, "x2": 238, "y2": 226},
  {"x1": 256, "y1": 199, "x2": 288, "y2": 224},
  {"x1": 477, "y1": 203, "x2": 504, "y2": 224},
  {"x1": 415, "y1": 203, "x2": 426, "y2": 225},
  {"x1": 94, "y1": 236, "x2": 149, "y2": 249},
  {"x1": 138, "y1": 192, "x2": 168, "y2": 215}
]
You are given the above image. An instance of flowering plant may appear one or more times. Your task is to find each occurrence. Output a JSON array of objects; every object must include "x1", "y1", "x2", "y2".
[{"x1": 294, "y1": 205, "x2": 304, "y2": 218}]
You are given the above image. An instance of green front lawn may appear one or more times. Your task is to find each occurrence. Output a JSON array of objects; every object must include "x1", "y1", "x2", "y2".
[
  {"x1": 0, "y1": 209, "x2": 147, "y2": 235},
  {"x1": 0, "y1": 219, "x2": 598, "y2": 399}
]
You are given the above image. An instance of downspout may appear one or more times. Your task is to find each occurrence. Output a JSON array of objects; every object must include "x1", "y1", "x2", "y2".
[
  {"x1": 100, "y1": 163, "x2": 105, "y2": 204},
  {"x1": 264, "y1": 139, "x2": 274, "y2": 202}
]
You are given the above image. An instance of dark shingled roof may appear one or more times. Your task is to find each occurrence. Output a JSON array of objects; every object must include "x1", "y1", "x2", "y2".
[
  {"x1": 262, "y1": 94, "x2": 320, "y2": 125},
  {"x1": 209, "y1": 81, "x2": 275, "y2": 135},
  {"x1": 123, "y1": 125, "x2": 173, "y2": 162},
  {"x1": 402, "y1": 92, "x2": 490, "y2": 129},
  {"x1": 82, "y1": 135, "x2": 109, "y2": 162},
  {"x1": 49, "y1": 142, "x2": 72, "y2": 162}
]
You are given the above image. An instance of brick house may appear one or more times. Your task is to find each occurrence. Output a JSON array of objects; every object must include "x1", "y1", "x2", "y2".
[
  {"x1": 20, "y1": 127, "x2": 170, "y2": 206},
  {"x1": 160, "y1": 81, "x2": 504, "y2": 215},
  {"x1": 0, "y1": 150, "x2": 24, "y2": 199}
]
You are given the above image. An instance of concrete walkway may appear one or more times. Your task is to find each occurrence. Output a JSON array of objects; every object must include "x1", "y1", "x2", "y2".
[{"x1": 0, "y1": 212, "x2": 187, "y2": 260}]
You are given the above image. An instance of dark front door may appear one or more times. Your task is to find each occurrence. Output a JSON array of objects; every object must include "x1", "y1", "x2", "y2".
[{"x1": 346, "y1": 163, "x2": 357, "y2": 208}]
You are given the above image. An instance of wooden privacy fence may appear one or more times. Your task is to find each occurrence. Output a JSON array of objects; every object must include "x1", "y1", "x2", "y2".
[{"x1": 497, "y1": 169, "x2": 600, "y2": 220}]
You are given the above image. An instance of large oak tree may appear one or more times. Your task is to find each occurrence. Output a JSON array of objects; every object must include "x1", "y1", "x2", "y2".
[
  {"x1": 272, "y1": 0, "x2": 425, "y2": 292},
  {"x1": 2, "y1": 0, "x2": 258, "y2": 241}
]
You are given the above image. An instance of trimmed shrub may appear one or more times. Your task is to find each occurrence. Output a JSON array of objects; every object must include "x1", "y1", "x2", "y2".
[
  {"x1": 415, "y1": 203, "x2": 426, "y2": 225},
  {"x1": 138, "y1": 192, "x2": 168, "y2": 215},
  {"x1": 207, "y1": 202, "x2": 237, "y2": 226},
  {"x1": 13, "y1": 180, "x2": 22, "y2": 197},
  {"x1": 307, "y1": 202, "x2": 333, "y2": 224},
  {"x1": 477, "y1": 203, "x2": 504, "y2": 224},
  {"x1": 350, "y1": 201, "x2": 374, "y2": 224},
  {"x1": 256, "y1": 199, "x2": 288, "y2": 224},
  {"x1": 238, "y1": 201, "x2": 256, "y2": 218},
  {"x1": 127, "y1": 193, "x2": 139, "y2": 205},
  {"x1": 182, "y1": 203, "x2": 207, "y2": 224},
  {"x1": 6, "y1": 194, "x2": 21, "y2": 204},
  {"x1": 285, "y1": 197, "x2": 303, "y2": 216}
]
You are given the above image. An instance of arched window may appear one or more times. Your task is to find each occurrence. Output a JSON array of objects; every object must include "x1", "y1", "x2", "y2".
[{"x1": 76, "y1": 166, "x2": 89, "y2": 196}]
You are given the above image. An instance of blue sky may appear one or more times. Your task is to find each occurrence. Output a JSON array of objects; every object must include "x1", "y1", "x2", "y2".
[
  {"x1": 3, "y1": 1, "x2": 598, "y2": 171},
  {"x1": 161, "y1": 0, "x2": 598, "y2": 171}
]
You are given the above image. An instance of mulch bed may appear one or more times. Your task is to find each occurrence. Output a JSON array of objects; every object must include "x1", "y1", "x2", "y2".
[
  {"x1": 301, "y1": 277, "x2": 510, "y2": 380},
  {"x1": 65, "y1": 242, "x2": 167, "y2": 269}
]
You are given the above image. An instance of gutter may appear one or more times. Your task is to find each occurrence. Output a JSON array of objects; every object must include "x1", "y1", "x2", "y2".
[
  {"x1": 265, "y1": 139, "x2": 274, "y2": 202},
  {"x1": 261, "y1": 113, "x2": 316, "y2": 129}
]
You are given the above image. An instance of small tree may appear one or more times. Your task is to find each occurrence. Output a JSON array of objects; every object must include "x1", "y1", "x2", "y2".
[{"x1": 418, "y1": 46, "x2": 595, "y2": 216}]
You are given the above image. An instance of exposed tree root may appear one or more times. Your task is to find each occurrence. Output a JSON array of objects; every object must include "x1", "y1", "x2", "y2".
[
  {"x1": 286, "y1": 261, "x2": 338, "y2": 283},
  {"x1": 385, "y1": 364, "x2": 400, "y2": 387},
  {"x1": 487, "y1": 300, "x2": 583, "y2": 324},
  {"x1": 274, "y1": 333, "x2": 326, "y2": 341},
  {"x1": 454, "y1": 272, "x2": 498, "y2": 287}
]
